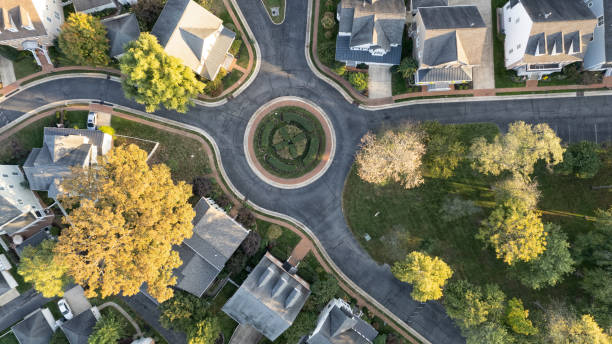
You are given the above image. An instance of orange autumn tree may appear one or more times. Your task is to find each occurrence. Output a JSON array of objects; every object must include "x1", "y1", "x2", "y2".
[{"x1": 56, "y1": 144, "x2": 195, "y2": 302}]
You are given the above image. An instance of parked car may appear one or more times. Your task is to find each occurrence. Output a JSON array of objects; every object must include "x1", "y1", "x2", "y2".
[
  {"x1": 87, "y1": 112, "x2": 97, "y2": 130},
  {"x1": 58, "y1": 299, "x2": 73, "y2": 320}
]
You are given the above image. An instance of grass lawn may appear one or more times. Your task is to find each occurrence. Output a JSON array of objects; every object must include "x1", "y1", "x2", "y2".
[
  {"x1": 491, "y1": 0, "x2": 525, "y2": 88},
  {"x1": 209, "y1": 283, "x2": 239, "y2": 342},
  {"x1": 0, "y1": 332, "x2": 18, "y2": 344},
  {"x1": 222, "y1": 70, "x2": 243, "y2": 89},
  {"x1": 111, "y1": 116, "x2": 210, "y2": 183},
  {"x1": 236, "y1": 42, "x2": 249, "y2": 69},
  {"x1": 316, "y1": 0, "x2": 341, "y2": 68},
  {"x1": 262, "y1": 0, "x2": 285, "y2": 24},
  {"x1": 12, "y1": 55, "x2": 41, "y2": 80},
  {"x1": 0, "y1": 116, "x2": 56, "y2": 164},
  {"x1": 256, "y1": 220, "x2": 301, "y2": 262},
  {"x1": 391, "y1": 71, "x2": 408, "y2": 95},
  {"x1": 343, "y1": 122, "x2": 612, "y2": 320}
]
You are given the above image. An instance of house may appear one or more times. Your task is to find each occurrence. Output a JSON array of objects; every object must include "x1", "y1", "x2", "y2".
[
  {"x1": 172, "y1": 197, "x2": 249, "y2": 297},
  {"x1": 412, "y1": 6, "x2": 487, "y2": 90},
  {"x1": 502, "y1": 0, "x2": 597, "y2": 79},
  {"x1": 22, "y1": 128, "x2": 113, "y2": 200},
  {"x1": 409, "y1": 0, "x2": 448, "y2": 15},
  {"x1": 102, "y1": 13, "x2": 141, "y2": 59},
  {"x1": 73, "y1": 0, "x2": 138, "y2": 14},
  {"x1": 0, "y1": 254, "x2": 19, "y2": 307},
  {"x1": 0, "y1": 0, "x2": 63, "y2": 66},
  {"x1": 335, "y1": 0, "x2": 406, "y2": 66},
  {"x1": 0, "y1": 165, "x2": 53, "y2": 239},
  {"x1": 11, "y1": 308, "x2": 56, "y2": 344},
  {"x1": 583, "y1": 0, "x2": 612, "y2": 72},
  {"x1": 221, "y1": 252, "x2": 311, "y2": 341},
  {"x1": 307, "y1": 298, "x2": 379, "y2": 344},
  {"x1": 60, "y1": 307, "x2": 101, "y2": 344},
  {"x1": 151, "y1": 0, "x2": 236, "y2": 80}
]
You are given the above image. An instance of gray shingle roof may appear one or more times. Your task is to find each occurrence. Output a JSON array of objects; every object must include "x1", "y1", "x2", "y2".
[
  {"x1": 102, "y1": 13, "x2": 140, "y2": 58},
  {"x1": 416, "y1": 67, "x2": 471, "y2": 82},
  {"x1": 61, "y1": 309, "x2": 98, "y2": 344},
  {"x1": 150, "y1": 0, "x2": 191, "y2": 47},
  {"x1": 423, "y1": 31, "x2": 457, "y2": 66},
  {"x1": 174, "y1": 244, "x2": 219, "y2": 297},
  {"x1": 564, "y1": 31, "x2": 580, "y2": 54},
  {"x1": 16, "y1": 230, "x2": 50, "y2": 257},
  {"x1": 73, "y1": 0, "x2": 115, "y2": 12},
  {"x1": 335, "y1": 36, "x2": 402, "y2": 65},
  {"x1": 12, "y1": 310, "x2": 53, "y2": 344},
  {"x1": 604, "y1": 0, "x2": 612, "y2": 61},
  {"x1": 338, "y1": 6, "x2": 354, "y2": 33},
  {"x1": 0, "y1": 271, "x2": 11, "y2": 296},
  {"x1": 201, "y1": 27, "x2": 236, "y2": 80},
  {"x1": 43, "y1": 128, "x2": 106, "y2": 155},
  {"x1": 546, "y1": 32, "x2": 563, "y2": 55},
  {"x1": 411, "y1": 0, "x2": 448, "y2": 11},
  {"x1": 222, "y1": 252, "x2": 311, "y2": 341},
  {"x1": 520, "y1": 0, "x2": 595, "y2": 22},
  {"x1": 419, "y1": 6, "x2": 486, "y2": 29},
  {"x1": 307, "y1": 301, "x2": 378, "y2": 344},
  {"x1": 526, "y1": 32, "x2": 545, "y2": 55},
  {"x1": 0, "y1": 196, "x2": 21, "y2": 228}
]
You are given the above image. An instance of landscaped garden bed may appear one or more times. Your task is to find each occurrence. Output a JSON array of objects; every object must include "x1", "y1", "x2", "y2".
[{"x1": 253, "y1": 106, "x2": 326, "y2": 178}]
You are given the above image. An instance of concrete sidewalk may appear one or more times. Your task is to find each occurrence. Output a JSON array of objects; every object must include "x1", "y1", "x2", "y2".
[
  {"x1": 368, "y1": 65, "x2": 392, "y2": 99},
  {"x1": 0, "y1": 56, "x2": 15, "y2": 86}
]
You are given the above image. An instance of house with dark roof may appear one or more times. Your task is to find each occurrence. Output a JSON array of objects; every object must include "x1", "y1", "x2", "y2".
[
  {"x1": 221, "y1": 252, "x2": 311, "y2": 341},
  {"x1": 583, "y1": 0, "x2": 612, "y2": 72},
  {"x1": 15, "y1": 230, "x2": 52, "y2": 258},
  {"x1": 22, "y1": 128, "x2": 113, "y2": 199},
  {"x1": 502, "y1": 0, "x2": 597, "y2": 79},
  {"x1": 307, "y1": 298, "x2": 378, "y2": 344},
  {"x1": 335, "y1": 0, "x2": 406, "y2": 66},
  {"x1": 151, "y1": 0, "x2": 236, "y2": 80},
  {"x1": 409, "y1": 0, "x2": 448, "y2": 15},
  {"x1": 60, "y1": 307, "x2": 101, "y2": 344},
  {"x1": 0, "y1": 0, "x2": 63, "y2": 66},
  {"x1": 102, "y1": 13, "x2": 141, "y2": 59},
  {"x1": 172, "y1": 197, "x2": 249, "y2": 297},
  {"x1": 11, "y1": 308, "x2": 55, "y2": 344},
  {"x1": 412, "y1": 5, "x2": 487, "y2": 90},
  {"x1": 0, "y1": 165, "x2": 53, "y2": 240},
  {"x1": 0, "y1": 254, "x2": 19, "y2": 307},
  {"x1": 73, "y1": 0, "x2": 137, "y2": 14}
]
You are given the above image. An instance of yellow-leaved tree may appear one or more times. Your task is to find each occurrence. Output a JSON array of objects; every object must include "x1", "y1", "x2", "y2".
[
  {"x1": 391, "y1": 251, "x2": 453, "y2": 302},
  {"x1": 17, "y1": 239, "x2": 71, "y2": 298},
  {"x1": 55, "y1": 144, "x2": 195, "y2": 302}
]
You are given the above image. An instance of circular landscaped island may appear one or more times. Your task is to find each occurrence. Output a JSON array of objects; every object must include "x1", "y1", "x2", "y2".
[{"x1": 244, "y1": 97, "x2": 335, "y2": 189}]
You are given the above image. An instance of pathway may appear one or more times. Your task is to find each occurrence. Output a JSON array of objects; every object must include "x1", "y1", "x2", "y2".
[
  {"x1": 98, "y1": 301, "x2": 143, "y2": 337},
  {"x1": 122, "y1": 293, "x2": 188, "y2": 344},
  {"x1": 368, "y1": 65, "x2": 393, "y2": 99}
]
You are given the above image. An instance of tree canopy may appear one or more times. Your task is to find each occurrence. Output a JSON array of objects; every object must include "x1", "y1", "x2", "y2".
[
  {"x1": 17, "y1": 239, "x2": 71, "y2": 298},
  {"x1": 470, "y1": 121, "x2": 564, "y2": 178},
  {"x1": 443, "y1": 280, "x2": 505, "y2": 330},
  {"x1": 505, "y1": 298, "x2": 537, "y2": 335},
  {"x1": 58, "y1": 13, "x2": 109, "y2": 67},
  {"x1": 88, "y1": 313, "x2": 126, "y2": 344},
  {"x1": 545, "y1": 305, "x2": 611, "y2": 344},
  {"x1": 188, "y1": 318, "x2": 220, "y2": 344},
  {"x1": 132, "y1": 0, "x2": 167, "y2": 31},
  {"x1": 509, "y1": 224, "x2": 574, "y2": 289},
  {"x1": 56, "y1": 145, "x2": 195, "y2": 302},
  {"x1": 356, "y1": 126, "x2": 426, "y2": 189},
  {"x1": 493, "y1": 176, "x2": 540, "y2": 210},
  {"x1": 119, "y1": 33, "x2": 205, "y2": 113},
  {"x1": 398, "y1": 57, "x2": 418, "y2": 79},
  {"x1": 421, "y1": 121, "x2": 466, "y2": 179},
  {"x1": 465, "y1": 322, "x2": 514, "y2": 344},
  {"x1": 478, "y1": 199, "x2": 546, "y2": 265},
  {"x1": 556, "y1": 141, "x2": 601, "y2": 179},
  {"x1": 391, "y1": 251, "x2": 453, "y2": 302}
]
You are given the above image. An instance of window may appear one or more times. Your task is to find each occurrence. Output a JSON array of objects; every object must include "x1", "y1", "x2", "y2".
[
  {"x1": 47, "y1": 17, "x2": 51, "y2": 22},
  {"x1": 517, "y1": 44, "x2": 521, "y2": 49},
  {"x1": 599, "y1": 16, "x2": 604, "y2": 26},
  {"x1": 508, "y1": 17, "x2": 512, "y2": 22},
  {"x1": 55, "y1": 12, "x2": 60, "y2": 19},
  {"x1": 515, "y1": 17, "x2": 520, "y2": 23},
  {"x1": 588, "y1": 1, "x2": 593, "y2": 7},
  {"x1": 509, "y1": 48, "x2": 514, "y2": 54}
]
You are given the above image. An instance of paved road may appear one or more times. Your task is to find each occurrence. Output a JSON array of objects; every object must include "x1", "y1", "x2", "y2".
[
  {"x1": 3, "y1": 0, "x2": 612, "y2": 343},
  {"x1": 0, "y1": 289, "x2": 50, "y2": 332}
]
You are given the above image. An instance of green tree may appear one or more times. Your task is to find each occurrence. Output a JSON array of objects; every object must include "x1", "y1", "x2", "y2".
[
  {"x1": 188, "y1": 318, "x2": 220, "y2": 344},
  {"x1": 120, "y1": 33, "x2": 205, "y2": 113},
  {"x1": 466, "y1": 322, "x2": 515, "y2": 344},
  {"x1": 279, "y1": 310, "x2": 318, "y2": 343},
  {"x1": 398, "y1": 57, "x2": 418, "y2": 79},
  {"x1": 568, "y1": 314, "x2": 611, "y2": 344},
  {"x1": 478, "y1": 199, "x2": 546, "y2": 265},
  {"x1": 556, "y1": 141, "x2": 601, "y2": 179},
  {"x1": 58, "y1": 13, "x2": 109, "y2": 66},
  {"x1": 349, "y1": 72, "x2": 368, "y2": 91},
  {"x1": 88, "y1": 313, "x2": 126, "y2": 344},
  {"x1": 17, "y1": 239, "x2": 71, "y2": 298},
  {"x1": 505, "y1": 298, "x2": 537, "y2": 335},
  {"x1": 493, "y1": 176, "x2": 541, "y2": 210},
  {"x1": 160, "y1": 291, "x2": 209, "y2": 330},
  {"x1": 309, "y1": 275, "x2": 341, "y2": 310},
  {"x1": 391, "y1": 251, "x2": 453, "y2": 302},
  {"x1": 545, "y1": 305, "x2": 611, "y2": 344},
  {"x1": 132, "y1": 0, "x2": 167, "y2": 31},
  {"x1": 443, "y1": 280, "x2": 505, "y2": 329},
  {"x1": 421, "y1": 121, "x2": 466, "y2": 179},
  {"x1": 581, "y1": 269, "x2": 612, "y2": 308},
  {"x1": 509, "y1": 224, "x2": 574, "y2": 289},
  {"x1": 470, "y1": 121, "x2": 564, "y2": 178}
]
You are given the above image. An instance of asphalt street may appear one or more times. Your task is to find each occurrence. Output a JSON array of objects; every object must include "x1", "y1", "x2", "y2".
[{"x1": 2, "y1": 0, "x2": 612, "y2": 342}]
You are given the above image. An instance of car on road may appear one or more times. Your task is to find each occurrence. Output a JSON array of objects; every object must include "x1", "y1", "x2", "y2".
[
  {"x1": 87, "y1": 112, "x2": 97, "y2": 130},
  {"x1": 58, "y1": 299, "x2": 73, "y2": 320}
]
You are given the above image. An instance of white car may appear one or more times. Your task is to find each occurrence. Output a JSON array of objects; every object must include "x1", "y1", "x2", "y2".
[
  {"x1": 87, "y1": 112, "x2": 97, "y2": 130},
  {"x1": 57, "y1": 299, "x2": 73, "y2": 320}
]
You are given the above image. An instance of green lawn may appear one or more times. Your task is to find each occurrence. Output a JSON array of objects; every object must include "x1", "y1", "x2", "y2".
[
  {"x1": 256, "y1": 220, "x2": 301, "y2": 262},
  {"x1": 12, "y1": 55, "x2": 41, "y2": 80},
  {"x1": 0, "y1": 115, "x2": 56, "y2": 164},
  {"x1": 111, "y1": 116, "x2": 210, "y2": 183},
  {"x1": 209, "y1": 283, "x2": 239, "y2": 342},
  {"x1": 343, "y1": 122, "x2": 612, "y2": 323},
  {"x1": 236, "y1": 42, "x2": 249, "y2": 69},
  {"x1": 391, "y1": 71, "x2": 408, "y2": 95},
  {"x1": 262, "y1": 0, "x2": 285, "y2": 24},
  {"x1": 0, "y1": 332, "x2": 18, "y2": 344},
  {"x1": 222, "y1": 70, "x2": 243, "y2": 89}
]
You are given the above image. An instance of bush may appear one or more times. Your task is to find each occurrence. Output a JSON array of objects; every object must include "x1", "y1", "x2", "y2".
[
  {"x1": 556, "y1": 141, "x2": 601, "y2": 179},
  {"x1": 98, "y1": 125, "x2": 115, "y2": 138},
  {"x1": 439, "y1": 197, "x2": 481, "y2": 222},
  {"x1": 267, "y1": 224, "x2": 283, "y2": 240},
  {"x1": 240, "y1": 231, "x2": 261, "y2": 257},
  {"x1": 333, "y1": 64, "x2": 346, "y2": 76},
  {"x1": 349, "y1": 72, "x2": 368, "y2": 91},
  {"x1": 214, "y1": 194, "x2": 231, "y2": 209},
  {"x1": 226, "y1": 250, "x2": 248, "y2": 275},
  {"x1": 321, "y1": 12, "x2": 335, "y2": 30},
  {"x1": 192, "y1": 177, "x2": 214, "y2": 198},
  {"x1": 229, "y1": 39, "x2": 242, "y2": 56},
  {"x1": 236, "y1": 207, "x2": 256, "y2": 229}
]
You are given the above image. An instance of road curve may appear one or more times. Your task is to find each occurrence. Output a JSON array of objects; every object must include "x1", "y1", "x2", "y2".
[{"x1": 3, "y1": 0, "x2": 612, "y2": 343}]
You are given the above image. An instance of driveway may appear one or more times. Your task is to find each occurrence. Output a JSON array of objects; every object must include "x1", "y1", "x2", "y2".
[
  {"x1": 449, "y1": 0, "x2": 495, "y2": 89},
  {"x1": 0, "y1": 56, "x2": 15, "y2": 87},
  {"x1": 228, "y1": 324, "x2": 262, "y2": 344},
  {"x1": 368, "y1": 65, "x2": 392, "y2": 99}
]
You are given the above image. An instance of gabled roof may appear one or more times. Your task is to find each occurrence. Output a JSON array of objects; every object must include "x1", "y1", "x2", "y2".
[
  {"x1": 307, "y1": 299, "x2": 378, "y2": 344},
  {"x1": 222, "y1": 252, "x2": 311, "y2": 341},
  {"x1": 0, "y1": 1, "x2": 47, "y2": 43},
  {"x1": 12, "y1": 309, "x2": 54, "y2": 344},
  {"x1": 102, "y1": 13, "x2": 140, "y2": 58},
  {"x1": 0, "y1": 165, "x2": 44, "y2": 231},
  {"x1": 73, "y1": 0, "x2": 115, "y2": 13},
  {"x1": 61, "y1": 309, "x2": 99, "y2": 344},
  {"x1": 174, "y1": 244, "x2": 219, "y2": 297},
  {"x1": 416, "y1": 67, "x2": 471, "y2": 82},
  {"x1": 336, "y1": 36, "x2": 402, "y2": 64},
  {"x1": 423, "y1": 31, "x2": 457, "y2": 65},
  {"x1": 520, "y1": 0, "x2": 595, "y2": 22},
  {"x1": 419, "y1": 5, "x2": 486, "y2": 30},
  {"x1": 0, "y1": 196, "x2": 21, "y2": 228},
  {"x1": 411, "y1": 0, "x2": 448, "y2": 10},
  {"x1": 339, "y1": 0, "x2": 405, "y2": 51}
]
